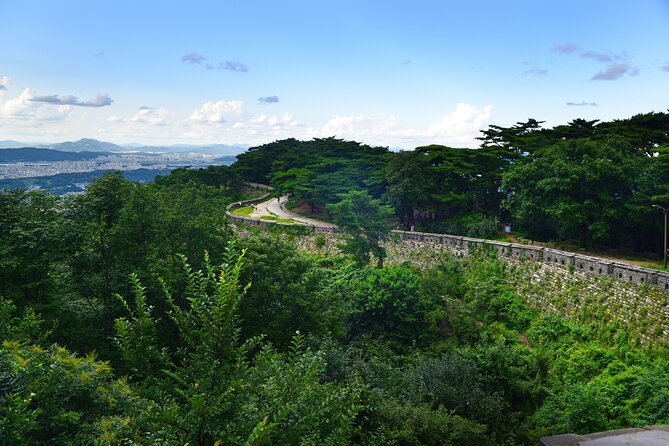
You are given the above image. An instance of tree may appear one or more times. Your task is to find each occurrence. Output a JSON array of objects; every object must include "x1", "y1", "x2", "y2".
[
  {"x1": 114, "y1": 246, "x2": 360, "y2": 445},
  {"x1": 345, "y1": 264, "x2": 434, "y2": 345},
  {"x1": 326, "y1": 190, "x2": 394, "y2": 267},
  {"x1": 385, "y1": 150, "x2": 437, "y2": 226},
  {"x1": 502, "y1": 138, "x2": 638, "y2": 246},
  {"x1": 238, "y1": 235, "x2": 334, "y2": 348},
  {"x1": 0, "y1": 190, "x2": 63, "y2": 307}
]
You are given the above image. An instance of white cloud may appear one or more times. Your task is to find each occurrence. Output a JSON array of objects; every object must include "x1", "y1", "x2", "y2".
[
  {"x1": 233, "y1": 113, "x2": 303, "y2": 135},
  {"x1": 427, "y1": 103, "x2": 494, "y2": 140},
  {"x1": 0, "y1": 88, "x2": 72, "y2": 124},
  {"x1": 108, "y1": 106, "x2": 170, "y2": 126},
  {"x1": 190, "y1": 99, "x2": 243, "y2": 124},
  {"x1": 313, "y1": 103, "x2": 493, "y2": 147},
  {"x1": 319, "y1": 114, "x2": 417, "y2": 141},
  {"x1": 1, "y1": 88, "x2": 35, "y2": 116}
]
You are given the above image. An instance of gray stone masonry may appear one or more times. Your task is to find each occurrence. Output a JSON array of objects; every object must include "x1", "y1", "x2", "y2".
[{"x1": 540, "y1": 425, "x2": 669, "y2": 446}]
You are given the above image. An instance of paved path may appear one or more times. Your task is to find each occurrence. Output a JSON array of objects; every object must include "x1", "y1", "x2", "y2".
[{"x1": 250, "y1": 195, "x2": 336, "y2": 229}]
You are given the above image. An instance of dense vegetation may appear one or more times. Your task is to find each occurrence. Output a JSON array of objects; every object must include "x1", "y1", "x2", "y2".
[
  {"x1": 2, "y1": 111, "x2": 669, "y2": 444},
  {"x1": 233, "y1": 113, "x2": 669, "y2": 252}
]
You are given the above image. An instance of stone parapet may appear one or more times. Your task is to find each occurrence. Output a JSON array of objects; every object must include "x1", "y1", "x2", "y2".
[{"x1": 229, "y1": 204, "x2": 669, "y2": 293}]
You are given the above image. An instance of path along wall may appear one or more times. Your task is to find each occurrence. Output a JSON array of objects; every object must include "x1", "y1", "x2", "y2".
[
  {"x1": 390, "y1": 232, "x2": 669, "y2": 344},
  {"x1": 228, "y1": 208, "x2": 669, "y2": 292},
  {"x1": 230, "y1": 213, "x2": 669, "y2": 344},
  {"x1": 392, "y1": 231, "x2": 669, "y2": 291}
]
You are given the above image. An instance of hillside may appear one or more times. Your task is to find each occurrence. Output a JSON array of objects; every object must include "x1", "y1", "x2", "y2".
[
  {"x1": 0, "y1": 147, "x2": 106, "y2": 162},
  {"x1": 43, "y1": 138, "x2": 126, "y2": 152}
]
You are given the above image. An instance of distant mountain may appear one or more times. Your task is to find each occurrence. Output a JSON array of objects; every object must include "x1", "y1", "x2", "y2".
[
  {"x1": 0, "y1": 148, "x2": 106, "y2": 162},
  {"x1": 0, "y1": 138, "x2": 250, "y2": 155},
  {"x1": 0, "y1": 140, "x2": 39, "y2": 149},
  {"x1": 42, "y1": 138, "x2": 126, "y2": 152}
]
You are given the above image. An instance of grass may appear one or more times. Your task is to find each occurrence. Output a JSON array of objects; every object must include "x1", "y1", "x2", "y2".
[
  {"x1": 638, "y1": 263, "x2": 669, "y2": 272},
  {"x1": 232, "y1": 206, "x2": 253, "y2": 216},
  {"x1": 260, "y1": 215, "x2": 294, "y2": 224}
]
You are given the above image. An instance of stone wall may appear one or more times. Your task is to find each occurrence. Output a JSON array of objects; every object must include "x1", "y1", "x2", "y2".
[
  {"x1": 230, "y1": 216, "x2": 669, "y2": 344},
  {"x1": 229, "y1": 206, "x2": 669, "y2": 291},
  {"x1": 391, "y1": 230, "x2": 669, "y2": 292}
]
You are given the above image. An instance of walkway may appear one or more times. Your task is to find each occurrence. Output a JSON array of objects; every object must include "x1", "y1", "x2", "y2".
[{"x1": 250, "y1": 195, "x2": 336, "y2": 229}]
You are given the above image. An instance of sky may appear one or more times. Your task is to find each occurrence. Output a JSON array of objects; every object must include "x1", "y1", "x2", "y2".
[{"x1": 1, "y1": 0, "x2": 668, "y2": 149}]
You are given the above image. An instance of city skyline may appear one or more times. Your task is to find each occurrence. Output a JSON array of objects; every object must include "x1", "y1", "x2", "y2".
[{"x1": 1, "y1": 0, "x2": 668, "y2": 149}]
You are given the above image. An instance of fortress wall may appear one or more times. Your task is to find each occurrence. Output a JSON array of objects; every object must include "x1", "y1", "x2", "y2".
[
  {"x1": 391, "y1": 230, "x2": 668, "y2": 293},
  {"x1": 233, "y1": 221, "x2": 669, "y2": 344}
]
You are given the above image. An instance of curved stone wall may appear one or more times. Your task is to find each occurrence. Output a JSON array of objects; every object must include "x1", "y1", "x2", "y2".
[
  {"x1": 392, "y1": 230, "x2": 669, "y2": 292},
  {"x1": 228, "y1": 203, "x2": 669, "y2": 292}
]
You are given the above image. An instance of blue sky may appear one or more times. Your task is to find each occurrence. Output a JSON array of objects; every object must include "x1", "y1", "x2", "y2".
[{"x1": 1, "y1": 0, "x2": 668, "y2": 148}]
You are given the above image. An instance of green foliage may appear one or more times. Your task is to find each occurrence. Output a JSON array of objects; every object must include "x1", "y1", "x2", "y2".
[
  {"x1": 343, "y1": 264, "x2": 433, "y2": 346},
  {"x1": 503, "y1": 138, "x2": 637, "y2": 246},
  {"x1": 384, "y1": 150, "x2": 438, "y2": 226},
  {"x1": 367, "y1": 399, "x2": 491, "y2": 446},
  {"x1": 0, "y1": 341, "x2": 145, "y2": 445},
  {"x1": 0, "y1": 190, "x2": 63, "y2": 306},
  {"x1": 233, "y1": 137, "x2": 389, "y2": 212},
  {"x1": 113, "y1": 274, "x2": 164, "y2": 382},
  {"x1": 238, "y1": 235, "x2": 341, "y2": 347},
  {"x1": 154, "y1": 164, "x2": 242, "y2": 194},
  {"x1": 326, "y1": 189, "x2": 394, "y2": 267},
  {"x1": 113, "y1": 246, "x2": 361, "y2": 445},
  {"x1": 413, "y1": 144, "x2": 511, "y2": 218},
  {"x1": 5, "y1": 119, "x2": 669, "y2": 444},
  {"x1": 424, "y1": 212, "x2": 499, "y2": 239},
  {"x1": 0, "y1": 297, "x2": 49, "y2": 345}
]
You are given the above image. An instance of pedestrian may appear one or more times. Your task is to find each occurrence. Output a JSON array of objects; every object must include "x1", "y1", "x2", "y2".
[{"x1": 410, "y1": 224, "x2": 415, "y2": 232}]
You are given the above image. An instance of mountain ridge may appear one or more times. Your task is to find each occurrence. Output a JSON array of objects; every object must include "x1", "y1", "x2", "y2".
[{"x1": 0, "y1": 138, "x2": 249, "y2": 155}]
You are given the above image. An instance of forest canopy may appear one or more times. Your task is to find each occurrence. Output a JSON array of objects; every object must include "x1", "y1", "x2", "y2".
[{"x1": 230, "y1": 112, "x2": 669, "y2": 251}]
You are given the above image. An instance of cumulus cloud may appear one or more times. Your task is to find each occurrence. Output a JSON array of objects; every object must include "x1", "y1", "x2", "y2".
[
  {"x1": 524, "y1": 68, "x2": 547, "y2": 75},
  {"x1": 181, "y1": 52, "x2": 206, "y2": 64},
  {"x1": 566, "y1": 101, "x2": 598, "y2": 106},
  {"x1": 319, "y1": 114, "x2": 412, "y2": 141},
  {"x1": 0, "y1": 76, "x2": 10, "y2": 91},
  {"x1": 235, "y1": 113, "x2": 303, "y2": 133},
  {"x1": 31, "y1": 93, "x2": 113, "y2": 107},
  {"x1": 427, "y1": 103, "x2": 494, "y2": 140},
  {"x1": 0, "y1": 88, "x2": 71, "y2": 123},
  {"x1": 311, "y1": 103, "x2": 493, "y2": 147},
  {"x1": 190, "y1": 99, "x2": 243, "y2": 124},
  {"x1": 258, "y1": 96, "x2": 279, "y2": 104},
  {"x1": 1, "y1": 88, "x2": 35, "y2": 116},
  {"x1": 591, "y1": 63, "x2": 630, "y2": 81}
]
